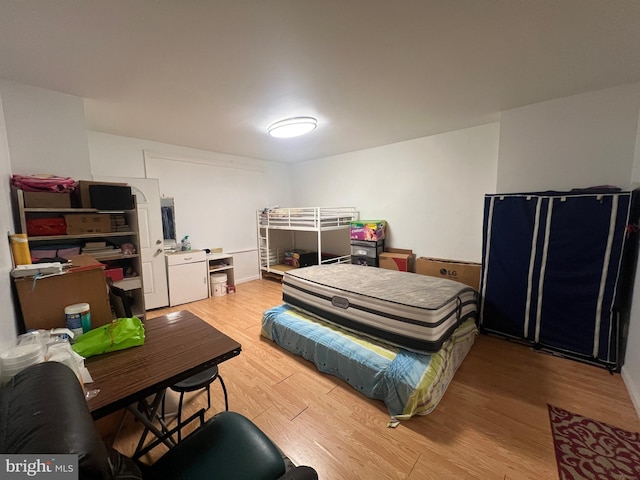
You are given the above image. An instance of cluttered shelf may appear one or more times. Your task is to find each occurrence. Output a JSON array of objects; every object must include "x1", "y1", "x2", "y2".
[
  {"x1": 206, "y1": 253, "x2": 236, "y2": 298},
  {"x1": 9, "y1": 178, "x2": 147, "y2": 328}
]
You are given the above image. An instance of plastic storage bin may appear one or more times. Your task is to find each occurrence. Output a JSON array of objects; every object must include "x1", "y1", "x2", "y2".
[
  {"x1": 210, "y1": 273, "x2": 227, "y2": 297},
  {"x1": 350, "y1": 240, "x2": 384, "y2": 258}
]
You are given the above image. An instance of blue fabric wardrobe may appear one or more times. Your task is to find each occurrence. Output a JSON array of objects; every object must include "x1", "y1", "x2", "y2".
[{"x1": 479, "y1": 189, "x2": 639, "y2": 371}]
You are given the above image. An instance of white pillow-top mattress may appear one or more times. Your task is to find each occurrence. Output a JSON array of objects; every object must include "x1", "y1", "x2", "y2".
[{"x1": 282, "y1": 263, "x2": 478, "y2": 353}]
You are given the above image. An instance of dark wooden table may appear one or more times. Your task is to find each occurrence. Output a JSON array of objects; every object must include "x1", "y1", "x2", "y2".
[{"x1": 86, "y1": 310, "x2": 242, "y2": 420}]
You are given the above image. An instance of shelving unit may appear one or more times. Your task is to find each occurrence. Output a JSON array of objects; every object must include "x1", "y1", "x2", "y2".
[
  {"x1": 257, "y1": 207, "x2": 358, "y2": 278},
  {"x1": 207, "y1": 253, "x2": 234, "y2": 297},
  {"x1": 11, "y1": 187, "x2": 146, "y2": 320}
]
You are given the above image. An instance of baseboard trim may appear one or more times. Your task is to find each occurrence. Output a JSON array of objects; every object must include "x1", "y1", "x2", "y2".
[
  {"x1": 621, "y1": 366, "x2": 640, "y2": 420},
  {"x1": 236, "y1": 275, "x2": 260, "y2": 284}
]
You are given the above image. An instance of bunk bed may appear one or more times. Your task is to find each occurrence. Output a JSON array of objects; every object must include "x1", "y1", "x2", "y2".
[{"x1": 257, "y1": 206, "x2": 358, "y2": 277}]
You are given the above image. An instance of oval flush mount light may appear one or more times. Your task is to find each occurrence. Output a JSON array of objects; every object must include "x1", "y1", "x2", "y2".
[{"x1": 268, "y1": 116, "x2": 318, "y2": 138}]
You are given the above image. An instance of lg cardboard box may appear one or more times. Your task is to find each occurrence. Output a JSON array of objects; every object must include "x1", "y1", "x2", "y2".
[
  {"x1": 416, "y1": 257, "x2": 482, "y2": 289},
  {"x1": 379, "y1": 248, "x2": 415, "y2": 272}
]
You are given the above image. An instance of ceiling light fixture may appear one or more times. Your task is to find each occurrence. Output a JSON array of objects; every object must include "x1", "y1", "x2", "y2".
[{"x1": 267, "y1": 116, "x2": 318, "y2": 138}]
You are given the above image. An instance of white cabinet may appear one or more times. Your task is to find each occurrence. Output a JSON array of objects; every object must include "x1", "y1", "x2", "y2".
[
  {"x1": 207, "y1": 253, "x2": 234, "y2": 297},
  {"x1": 165, "y1": 250, "x2": 208, "y2": 306}
]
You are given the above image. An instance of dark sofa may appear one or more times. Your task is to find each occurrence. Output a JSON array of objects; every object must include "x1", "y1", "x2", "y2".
[{"x1": 0, "y1": 361, "x2": 317, "y2": 480}]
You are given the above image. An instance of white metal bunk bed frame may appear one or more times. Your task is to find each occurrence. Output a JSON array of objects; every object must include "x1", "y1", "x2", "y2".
[{"x1": 257, "y1": 206, "x2": 359, "y2": 276}]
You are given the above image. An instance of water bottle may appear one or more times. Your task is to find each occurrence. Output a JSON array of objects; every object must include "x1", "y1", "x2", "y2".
[{"x1": 182, "y1": 235, "x2": 191, "y2": 251}]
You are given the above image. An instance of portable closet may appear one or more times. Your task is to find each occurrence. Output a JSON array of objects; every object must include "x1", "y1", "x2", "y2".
[{"x1": 479, "y1": 189, "x2": 638, "y2": 370}]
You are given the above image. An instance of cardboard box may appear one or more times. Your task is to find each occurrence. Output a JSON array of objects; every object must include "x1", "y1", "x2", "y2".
[
  {"x1": 416, "y1": 257, "x2": 482, "y2": 289},
  {"x1": 64, "y1": 213, "x2": 111, "y2": 234},
  {"x1": 67, "y1": 254, "x2": 104, "y2": 270},
  {"x1": 75, "y1": 180, "x2": 127, "y2": 208},
  {"x1": 379, "y1": 248, "x2": 415, "y2": 272},
  {"x1": 23, "y1": 191, "x2": 71, "y2": 208},
  {"x1": 350, "y1": 220, "x2": 386, "y2": 241},
  {"x1": 14, "y1": 267, "x2": 112, "y2": 331}
]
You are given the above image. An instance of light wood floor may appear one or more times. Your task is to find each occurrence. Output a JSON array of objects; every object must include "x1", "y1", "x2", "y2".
[{"x1": 110, "y1": 278, "x2": 640, "y2": 479}]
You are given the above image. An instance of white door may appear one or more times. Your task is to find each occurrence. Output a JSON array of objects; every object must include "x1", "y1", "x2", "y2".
[{"x1": 93, "y1": 176, "x2": 169, "y2": 309}]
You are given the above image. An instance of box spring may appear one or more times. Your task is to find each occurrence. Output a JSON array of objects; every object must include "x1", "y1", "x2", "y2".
[{"x1": 282, "y1": 263, "x2": 478, "y2": 353}]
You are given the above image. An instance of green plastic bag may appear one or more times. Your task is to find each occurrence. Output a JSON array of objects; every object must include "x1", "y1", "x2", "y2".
[{"x1": 71, "y1": 317, "x2": 145, "y2": 358}]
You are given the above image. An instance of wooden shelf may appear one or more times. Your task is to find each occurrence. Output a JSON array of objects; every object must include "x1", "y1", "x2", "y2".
[
  {"x1": 87, "y1": 253, "x2": 140, "y2": 262},
  {"x1": 29, "y1": 231, "x2": 138, "y2": 242},
  {"x1": 207, "y1": 253, "x2": 235, "y2": 297},
  {"x1": 12, "y1": 186, "x2": 147, "y2": 326},
  {"x1": 24, "y1": 207, "x2": 132, "y2": 214},
  {"x1": 209, "y1": 265, "x2": 232, "y2": 273},
  {"x1": 113, "y1": 277, "x2": 142, "y2": 291}
]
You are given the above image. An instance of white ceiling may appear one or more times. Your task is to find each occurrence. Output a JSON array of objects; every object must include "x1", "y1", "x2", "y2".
[{"x1": 1, "y1": 1, "x2": 639, "y2": 164}]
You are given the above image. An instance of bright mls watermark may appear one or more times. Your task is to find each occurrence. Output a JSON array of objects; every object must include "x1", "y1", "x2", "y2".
[{"x1": 0, "y1": 455, "x2": 78, "y2": 479}]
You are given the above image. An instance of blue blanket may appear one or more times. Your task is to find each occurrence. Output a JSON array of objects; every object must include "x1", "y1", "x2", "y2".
[{"x1": 261, "y1": 304, "x2": 477, "y2": 420}]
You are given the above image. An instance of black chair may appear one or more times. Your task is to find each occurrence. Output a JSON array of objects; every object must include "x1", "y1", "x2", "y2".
[
  {"x1": 163, "y1": 365, "x2": 229, "y2": 442},
  {"x1": 1, "y1": 361, "x2": 318, "y2": 480}
]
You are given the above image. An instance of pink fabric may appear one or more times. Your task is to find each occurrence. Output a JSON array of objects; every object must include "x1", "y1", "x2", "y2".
[{"x1": 11, "y1": 174, "x2": 76, "y2": 192}]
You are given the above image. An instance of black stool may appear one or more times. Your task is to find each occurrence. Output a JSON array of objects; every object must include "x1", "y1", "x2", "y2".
[{"x1": 163, "y1": 366, "x2": 228, "y2": 442}]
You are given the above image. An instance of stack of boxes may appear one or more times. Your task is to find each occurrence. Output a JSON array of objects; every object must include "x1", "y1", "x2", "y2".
[{"x1": 349, "y1": 220, "x2": 386, "y2": 267}]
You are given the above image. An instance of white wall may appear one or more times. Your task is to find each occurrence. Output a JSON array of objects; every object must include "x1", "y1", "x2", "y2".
[
  {"x1": 496, "y1": 82, "x2": 640, "y2": 417},
  {"x1": 0, "y1": 81, "x2": 91, "y2": 180},
  {"x1": 622, "y1": 104, "x2": 640, "y2": 416},
  {"x1": 290, "y1": 123, "x2": 500, "y2": 263},
  {"x1": 632, "y1": 103, "x2": 640, "y2": 187},
  {"x1": 624, "y1": 262, "x2": 640, "y2": 417},
  {"x1": 0, "y1": 89, "x2": 19, "y2": 348},
  {"x1": 497, "y1": 83, "x2": 640, "y2": 193},
  {"x1": 0, "y1": 81, "x2": 93, "y2": 345},
  {"x1": 87, "y1": 132, "x2": 292, "y2": 283}
]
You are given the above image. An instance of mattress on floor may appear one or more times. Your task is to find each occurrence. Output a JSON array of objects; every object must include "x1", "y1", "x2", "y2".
[
  {"x1": 261, "y1": 304, "x2": 478, "y2": 420},
  {"x1": 282, "y1": 263, "x2": 478, "y2": 353}
]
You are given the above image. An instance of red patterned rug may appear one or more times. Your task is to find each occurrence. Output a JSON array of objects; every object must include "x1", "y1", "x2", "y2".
[{"x1": 548, "y1": 404, "x2": 640, "y2": 479}]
